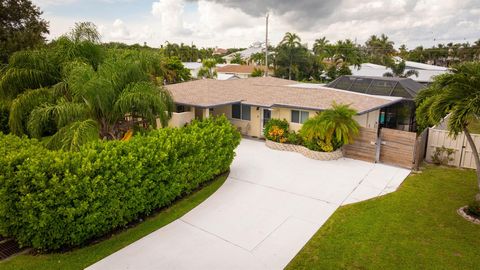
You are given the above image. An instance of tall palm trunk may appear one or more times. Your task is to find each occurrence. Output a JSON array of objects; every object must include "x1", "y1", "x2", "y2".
[{"x1": 464, "y1": 127, "x2": 480, "y2": 201}]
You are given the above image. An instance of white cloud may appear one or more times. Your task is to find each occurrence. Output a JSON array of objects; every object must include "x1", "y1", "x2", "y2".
[
  {"x1": 151, "y1": 0, "x2": 192, "y2": 35},
  {"x1": 37, "y1": 0, "x2": 480, "y2": 49},
  {"x1": 109, "y1": 19, "x2": 132, "y2": 40}
]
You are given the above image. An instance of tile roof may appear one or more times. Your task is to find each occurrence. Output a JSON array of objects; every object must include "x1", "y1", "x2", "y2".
[{"x1": 165, "y1": 77, "x2": 402, "y2": 114}]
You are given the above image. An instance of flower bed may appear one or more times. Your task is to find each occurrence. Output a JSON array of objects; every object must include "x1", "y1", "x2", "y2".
[{"x1": 266, "y1": 139, "x2": 343, "y2": 160}]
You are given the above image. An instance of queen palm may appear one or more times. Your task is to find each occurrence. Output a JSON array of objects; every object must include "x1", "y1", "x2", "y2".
[
  {"x1": 279, "y1": 32, "x2": 301, "y2": 80},
  {"x1": 383, "y1": 60, "x2": 419, "y2": 78},
  {"x1": 415, "y1": 62, "x2": 480, "y2": 202},
  {"x1": 5, "y1": 22, "x2": 175, "y2": 150}
]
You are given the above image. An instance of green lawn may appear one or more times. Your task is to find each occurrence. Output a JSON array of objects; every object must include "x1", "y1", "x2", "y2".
[
  {"x1": 0, "y1": 173, "x2": 228, "y2": 270},
  {"x1": 287, "y1": 165, "x2": 480, "y2": 269}
]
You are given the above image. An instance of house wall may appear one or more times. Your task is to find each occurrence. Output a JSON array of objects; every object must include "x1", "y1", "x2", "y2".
[
  {"x1": 165, "y1": 109, "x2": 195, "y2": 128},
  {"x1": 271, "y1": 107, "x2": 319, "y2": 132},
  {"x1": 211, "y1": 105, "x2": 260, "y2": 137},
  {"x1": 353, "y1": 110, "x2": 380, "y2": 130},
  {"x1": 182, "y1": 103, "x2": 381, "y2": 138}
]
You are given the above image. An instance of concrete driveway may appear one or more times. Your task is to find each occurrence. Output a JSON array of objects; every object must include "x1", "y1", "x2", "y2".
[{"x1": 87, "y1": 139, "x2": 410, "y2": 270}]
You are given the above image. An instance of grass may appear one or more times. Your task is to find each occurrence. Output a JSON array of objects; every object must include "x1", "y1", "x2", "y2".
[
  {"x1": 287, "y1": 165, "x2": 480, "y2": 270},
  {"x1": 0, "y1": 173, "x2": 228, "y2": 270}
]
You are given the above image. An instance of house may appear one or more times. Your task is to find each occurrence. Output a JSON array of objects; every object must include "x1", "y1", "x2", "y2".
[
  {"x1": 212, "y1": 47, "x2": 228, "y2": 55},
  {"x1": 349, "y1": 59, "x2": 449, "y2": 85},
  {"x1": 182, "y1": 62, "x2": 203, "y2": 79},
  {"x1": 216, "y1": 65, "x2": 267, "y2": 79},
  {"x1": 216, "y1": 73, "x2": 240, "y2": 80},
  {"x1": 164, "y1": 77, "x2": 403, "y2": 138},
  {"x1": 327, "y1": 75, "x2": 426, "y2": 131},
  {"x1": 223, "y1": 42, "x2": 264, "y2": 64}
]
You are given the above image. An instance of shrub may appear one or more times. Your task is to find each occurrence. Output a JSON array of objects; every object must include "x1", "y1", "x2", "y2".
[
  {"x1": 264, "y1": 118, "x2": 289, "y2": 142},
  {"x1": 0, "y1": 115, "x2": 240, "y2": 251},
  {"x1": 286, "y1": 131, "x2": 302, "y2": 145},
  {"x1": 467, "y1": 200, "x2": 480, "y2": 219},
  {"x1": 0, "y1": 102, "x2": 9, "y2": 134},
  {"x1": 431, "y1": 146, "x2": 455, "y2": 165}
]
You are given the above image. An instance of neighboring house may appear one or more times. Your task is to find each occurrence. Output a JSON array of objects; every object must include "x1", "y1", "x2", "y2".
[
  {"x1": 216, "y1": 73, "x2": 240, "y2": 80},
  {"x1": 327, "y1": 75, "x2": 426, "y2": 131},
  {"x1": 217, "y1": 65, "x2": 267, "y2": 79},
  {"x1": 213, "y1": 47, "x2": 228, "y2": 55},
  {"x1": 223, "y1": 42, "x2": 264, "y2": 64},
  {"x1": 182, "y1": 62, "x2": 203, "y2": 79},
  {"x1": 165, "y1": 77, "x2": 403, "y2": 138},
  {"x1": 350, "y1": 60, "x2": 449, "y2": 85}
]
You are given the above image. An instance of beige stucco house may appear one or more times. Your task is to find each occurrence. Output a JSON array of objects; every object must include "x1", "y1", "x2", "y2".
[{"x1": 164, "y1": 77, "x2": 403, "y2": 138}]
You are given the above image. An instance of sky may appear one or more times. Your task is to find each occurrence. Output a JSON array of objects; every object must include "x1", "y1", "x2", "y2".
[{"x1": 32, "y1": 0, "x2": 480, "y2": 49}]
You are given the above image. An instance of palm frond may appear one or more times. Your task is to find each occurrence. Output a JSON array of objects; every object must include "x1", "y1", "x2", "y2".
[
  {"x1": 27, "y1": 101, "x2": 90, "y2": 138},
  {"x1": 46, "y1": 119, "x2": 99, "y2": 151},
  {"x1": 114, "y1": 82, "x2": 174, "y2": 128},
  {"x1": 8, "y1": 88, "x2": 55, "y2": 135}
]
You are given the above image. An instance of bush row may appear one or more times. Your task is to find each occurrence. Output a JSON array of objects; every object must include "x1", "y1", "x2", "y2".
[{"x1": 0, "y1": 116, "x2": 241, "y2": 251}]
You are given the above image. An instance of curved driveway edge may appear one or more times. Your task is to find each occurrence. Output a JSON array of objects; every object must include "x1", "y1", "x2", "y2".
[{"x1": 87, "y1": 139, "x2": 410, "y2": 270}]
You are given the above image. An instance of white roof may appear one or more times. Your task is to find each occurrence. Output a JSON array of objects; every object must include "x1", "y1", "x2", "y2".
[
  {"x1": 223, "y1": 46, "x2": 264, "y2": 60},
  {"x1": 392, "y1": 57, "x2": 449, "y2": 71},
  {"x1": 349, "y1": 63, "x2": 448, "y2": 83},
  {"x1": 216, "y1": 73, "x2": 240, "y2": 80},
  {"x1": 182, "y1": 62, "x2": 202, "y2": 70}
]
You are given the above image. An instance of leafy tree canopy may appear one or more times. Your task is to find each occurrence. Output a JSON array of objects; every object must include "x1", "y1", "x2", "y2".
[{"x1": 0, "y1": 0, "x2": 49, "y2": 63}]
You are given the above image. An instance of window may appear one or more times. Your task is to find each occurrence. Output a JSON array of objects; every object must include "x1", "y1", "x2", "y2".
[
  {"x1": 231, "y1": 104, "x2": 251, "y2": 120},
  {"x1": 232, "y1": 104, "x2": 241, "y2": 119},
  {"x1": 291, "y1": 110, "x2": 309, "y2": 124},
  {"x1": 241, "y1": 104, "x2": 251, "y2": 120},
  {"x1": 176, "y1": 105, "x2": 190, "y2": 113}
]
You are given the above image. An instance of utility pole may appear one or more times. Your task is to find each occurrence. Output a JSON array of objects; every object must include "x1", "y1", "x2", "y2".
[{"x1": 265, "y1": 12, "x2": 269, "y2": 77}]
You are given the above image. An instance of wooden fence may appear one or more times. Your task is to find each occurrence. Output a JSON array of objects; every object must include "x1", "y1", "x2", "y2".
[
  {"x1": 343, "y1": 127, "x2": 377, "y2": 162},
  {"x1": 426, "y1": 128, "x2": 480, "y2": 169},
  {"x1": 344, "y1": 127, "x2": 420, "y2": 169}
]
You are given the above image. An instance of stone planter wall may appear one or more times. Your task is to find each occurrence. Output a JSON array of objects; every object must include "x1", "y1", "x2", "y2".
[{"x1": 265, "y1": 140, "x2": 343, "y2": 161}]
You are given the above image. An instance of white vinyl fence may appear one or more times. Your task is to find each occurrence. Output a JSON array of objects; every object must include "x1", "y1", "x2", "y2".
[{"x1": 426, "y1": 128, "x2": 480, "y2": 169}]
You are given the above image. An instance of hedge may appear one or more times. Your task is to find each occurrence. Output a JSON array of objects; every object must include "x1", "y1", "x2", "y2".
[{"x1": 0, "y1": 116, "x2": 241, "y2": 251}]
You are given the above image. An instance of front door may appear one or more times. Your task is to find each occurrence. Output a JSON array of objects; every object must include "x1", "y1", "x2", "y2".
[{"x1": 262, "y1": 108, "x2": 271, "y2": 133}]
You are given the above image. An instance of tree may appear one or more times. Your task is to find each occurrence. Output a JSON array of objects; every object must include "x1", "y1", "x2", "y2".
[
  {"x1": 334, "y1": 39, "x2": 363, "y2": 68},
  {"x1": 4, "y1": 22, "x2": 176, "y2": 149},
  {"x1": 251, "y1": 67, "x2": 264, "y2": 77},
  {"x1": 0, "y1": 0, "x2": 49, "y2": 63},
  {"x1": 0, "y1": 22, "x2": 104, "y2": 100},
  {"x1": 383, "y1": 60, "x2": 419, "y2": 78},
  {"x1": 197, "y1": 58, "x2": 217, "y2": 79},
  {"x1": 365, "y1": 34, "x2": 395, "y2": 65},
  {"x1": 230, "y1": 53, "x2": 245, "y2": 64},
  {"x1": 279, "y1": 32, "x2": 302, "y2": 80},
  {"x1": 299, "y1": 103, "x2": 359, "y2": 152},
  {"x1": 415, "y1": 62, "x2": 480, "y2": 203}
]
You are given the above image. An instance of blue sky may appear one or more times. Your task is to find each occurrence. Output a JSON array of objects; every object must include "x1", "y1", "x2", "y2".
[{"x1": 33, "y1": 0, "x2": 480, "y2": 49}]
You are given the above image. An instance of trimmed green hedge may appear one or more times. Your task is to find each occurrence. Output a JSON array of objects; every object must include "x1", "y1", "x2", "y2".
[{"x1": 0, "y1": 116, "x2": 240, "y2": 251}]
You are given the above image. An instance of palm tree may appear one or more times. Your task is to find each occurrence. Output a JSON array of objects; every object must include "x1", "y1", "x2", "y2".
[
  {"x1": 5, "y1": 22, "x2": 175, "y2": 150},
  {"x1": 279, "y1": 32, "x2": 301, "y2": 80},
  {"x1": 300, "y1": 103, "x2": 360, "y2": 151},
  {"x1": 230, "y1": 53, "x2": 245, "y2": 65},
  {"x1": 197, "y1": 58, "x2": 217, "y2": 79},
  {"x1": 383, "y1": 60, "x2": 419, "y2": 78},
  {"x1": 415, "y1": 62, "x2": 480, "y2": 202},
  {"x1": 313, "y1": 37, "x2": 329, "y2": 58},
  {"x1": 365, "y1": 34, "x2": 395, "y2": 65},
  {"x1": 336, "y1": 40, "x2": 363, "y2": 67}
]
